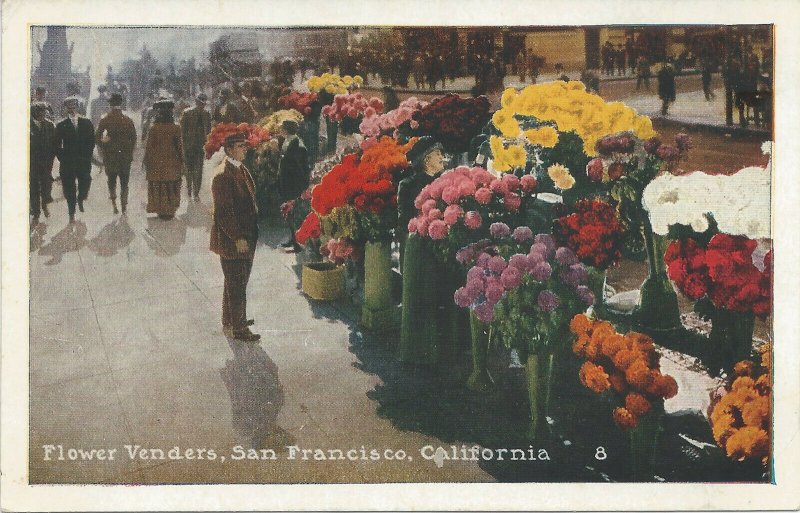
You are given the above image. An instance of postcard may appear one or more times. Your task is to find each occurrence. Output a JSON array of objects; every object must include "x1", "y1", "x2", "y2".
[{"x1": 2, "y1": 0, "x2": 799, "y2": 511}]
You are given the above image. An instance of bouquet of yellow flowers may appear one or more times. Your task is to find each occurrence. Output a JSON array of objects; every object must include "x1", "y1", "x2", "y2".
[
  {"x1": 307, "y1": 73, "x2": 363, "y2": 98},
  {"x1": 259, "y1": 109, "x2": 304, "y2": 135}
]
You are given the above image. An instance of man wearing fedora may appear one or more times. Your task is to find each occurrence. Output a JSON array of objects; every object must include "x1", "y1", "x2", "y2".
[
  {"x1": 95, "y1": 93, "x2": 136, "y2": 214},
  {"x1": 210, "y1": 131, "x2": 260, "y2": 342},
  {"x1": 55, "y1": 96, "x2": 95, "y2": 222},
  {"x1": 180, "y1": 92, "x2": 212, "y2": 201}
]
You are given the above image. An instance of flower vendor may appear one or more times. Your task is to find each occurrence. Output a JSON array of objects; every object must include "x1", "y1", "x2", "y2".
[{"x1": 397, "y1": 136, "x2": 455, "y2": 364}]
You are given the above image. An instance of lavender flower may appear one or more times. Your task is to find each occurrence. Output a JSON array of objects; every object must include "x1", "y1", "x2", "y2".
[
  {"x1": 555, "y1": 246, "x2": 579, "y2": 266},
  {"x1": 537, "y1": 290, "x2": 560, "y2": 312},
  {"x1": 487, "y1": 255, "x2": 508, "y2": 274},
  {"x1": 531, "y1": 261, "x2": 552, "y2": 281},
  {"x1": 576, "y1": 285, "x2": 595, "y2": 306},
  {"x1": 489, "y1": 222, "x2": 511, "y2": 238},
  {"x1": 644, "y1": 137, "x2": 662, "y2": 155},
  {"x1": 656, "y1": 144, "x2": 680, "y2": 162},
  {"x1": 509, "y1": 254, "x2": 529, "y2": 271},
  {"x1": 534, "y1": 233, "x2": 556, "y2": 257},
  {"x1": 512, "y1": 226, "x2": 534, "y2": 243},
  {"x1": 474, "y1": 302, "x2": 495, "y2": 323},
  {"x1": 500, "y1": 266, "x2": 522, "y2": 289},
  {"x1": 560, "y1": 263, "x2": 589, "y2": 288}
]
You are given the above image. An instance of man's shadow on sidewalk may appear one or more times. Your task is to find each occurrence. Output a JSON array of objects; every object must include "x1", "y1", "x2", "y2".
[
  {"x1": 37, "y1": 221, "x2": 88, "y2": 265},
  {"x1": 87, "y1": 216, "x2": 135, "y2": 257}
]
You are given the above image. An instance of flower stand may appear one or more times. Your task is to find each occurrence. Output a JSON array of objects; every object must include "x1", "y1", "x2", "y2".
[
  {"x1": 466, "y1": 311, "x2": 492, "y2": 391},
  {"x1": 361, "y1": 240, "x2": 397, "y2": 331},
  {"x1": 301, "y1": 262, "x2": 345, "y2": 301},
  {"x1": 635, "y1": 219, "x2": 681, "y2": 331}
]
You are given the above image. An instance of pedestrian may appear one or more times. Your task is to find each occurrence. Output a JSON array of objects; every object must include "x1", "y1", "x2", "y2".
[
  {"x1": 95, "y1": 93, "x2": 136, "y2": 215},
  {"x1": 636, "y1": 56, "x2": 651, "y2": 91},
  {"x1": 382, "y1": 85, "x2": 400, "y2": 112},
  {"x1": 278, "y1": 120, "x2": 310, "y2": 252},
  {"x1": 213, "y1": 88, "x2": 242, "y2": 125},
  {"x1": 143, "y1": 99, "x2": 184, "y2": 220},
  {"x1": 90, "y1": 85, "x2": 111, "y2": 129},
  {"x1": 54, "y1": 96, "x2": 95, "y2": 223},
  {"x1": 30, "y1": 102, "x2": 56, "y2": 225},
  {"x1": 657, "y1": 61, "x2": 676, "y2": 116},
  {"x1": 180, "y1": 92, "x2": 212, "y2": 201},
  {"x1": 210, "y1": 131, "x2": 260, "y2": 342},
  {"x1": 516, "y1": 50, "x2": 528, "y2": 83},
  {"x1": 702, "y1": 59, "x2": 715, "y2": 101},
  {"x1": 32, "y1": 86, "x2": 54, "y2": 121}
]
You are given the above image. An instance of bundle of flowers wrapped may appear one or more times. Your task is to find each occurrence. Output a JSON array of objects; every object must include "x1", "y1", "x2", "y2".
[
  {"x1": 492, "y1": 81, "x2": 657, "y2": 158},
  {"x1": 412, "y1": 94, "x2": 492, "y2": 154},
  {"x1": 260, "y1": 109, "x2": 305, "y2": 135},
  {"x1": 307, "y1": 73, "x2": 363, "y2": 98},
  {"x1": 277, "y1": 91, "x2": 320, "y2": 118},
  {"x1": 454, "y1": 232, "x2": 595, "y2": 334},
  {"x1": 665, "y1": 234, "x2": 771, "y2": 317},
  {"x1": 359, "y1": 97, "x2": 428, "y2": 145},
  {"x1": 204, "y1": 122, "x2": 271, "y2": 159},
  {"x1": 709, "y1": 346, "x2": 771, "y2": 465},
  {"x1": 570, "y1": 314, "x2": 678, "y2": 430},
  {"x1": 322, "y1": 93, "x2": 384, "y2": 135},
  {"x1": 553, "y1": 198, "x2": 625, "y2": 270},
  {"x1": 407, "y1": 165, "x2": 538, "y2": 263},
  {"x1": 320, "y1": 238, "x2": 363, "y2": 265}
]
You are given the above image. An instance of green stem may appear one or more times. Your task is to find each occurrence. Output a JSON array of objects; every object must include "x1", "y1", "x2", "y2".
[
  {"x1": 466, "y1": 311, "x2": 492, "y2": 392},
  {"x1": 526, "y1": 354, "x2": 540, "y2": 440}
]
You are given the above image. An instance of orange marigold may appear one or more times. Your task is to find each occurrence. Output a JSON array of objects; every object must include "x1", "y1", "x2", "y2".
[
  {"x1": 612, "y1": 407, "x2": 639, "y2": 430},
  {"x1": 601, "y1": 334, "x2": 626, "y2": 359},
  {"x1": 755, "y1": 374, "x2": 771, "y2": 396},
  {"x1": 724, "y1": 426, "x2": 769, "y2": 462},
  {"x1": 608, "y1": 371, "x2": 628, "y2": 395},
  {"x1": 711, "y1": 412, "x2": 737, "y2": 445},
  {"x1": 741, "y1": 396, "x2": 770, "y2": 429},
  {"x1": 625, "y1": 360, "x2": 654, "y2": 390},
  {"x1": 625, "y1": 392, "x2": 652, "y2": 416},
  {"x1": 569, "y1": 313, "x2": 593, "y2": 337},
  {"x1": 625, "y1": 331, "x2": 656, "y2": 355},
  {"x1": 655, "y1": 374, "x2": 679, "y2": 399},
  {"x1": 579, "y1": 361, "x2": 611, "y2": 394},
  {"x1": 589, "y1": 322, "x2": 616, "y2": 347},
  {"x1": 732, "y1": 376, "x2": 756, "y2": 392},
  {"x1": 612, "y1": 349, "x2": 641, "y2": 371},
  {"x1": 734, "y1": 360, "x2": 754, "y2": 377}
]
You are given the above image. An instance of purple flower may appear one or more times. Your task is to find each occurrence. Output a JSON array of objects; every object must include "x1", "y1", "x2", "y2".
[
  {"x1": 489, "y1": 222, "x2": 511, "y2": 238},
  {"x1": 555, "y1": 246, "x2": 579, "y2": 266},
  {"x1": 529, "y1": 242, "x2": 548, "y2": 257},
  {"x1": 465, "y1": 277, "x2": 485, "y2": 301},
  {"x1": 531, "y1": 261, "x2": 552, "y2": 281},
  {"x1": 656, "y1": 144, "x2": 680, "y2": 162},
  {"x1": 644, "y1": 137, "x2": 662, "y2": 155},
  {"x1": 537, "y1": 290, "x2": 560, "y2": 312},
  {"x1": 595, "y1": 135, "x2": 617, "y2": 156},
  {"x1": 474, "y1": 302, "x2": 495, "y2": 323},
  {"x1": 527, "y1": 253, "x2": 544, "y2": 269},
  {"x1": 455, "y1": 246, "x2": 473, "y2": 264},
  {"x1": 674, "y1": 132, "x2": 692, "y2": 152},
  {"x1": 576, "y1": 285, "x2": 595, "y2": 306},
  {"x1": 500, "y1": 266, "x2": 522, "y2": 289},
  {"x1": 487, "y1": 255, "x2": 508, "y2": 274},
  {"x1": 618, "y1": 135, "x2": 635, "y2": 153},
  {"x1": 467, "y1": 266, "x2": 487, "y2": 283},
  {"x1": 560, "y1": 263, "x2": 588, "y2": 288},
  {"x1": 534, "y1": 233, "x2": 556, "y2": 257},
  {"x1": 476, "y1": 252, "x2": 492, "y2": 267},
  {"x1": 454, "y1": 287, "x2": 473, "y2": 308},
  {"x1": 512, "y1": 226, "x2": 534, "y2": 243},
  {"x1": 509, "y1": 254, "x2": 529, "y2": 271},
  {"x1": 485, "y1": 280, "x2": 505, "y2": 304}
]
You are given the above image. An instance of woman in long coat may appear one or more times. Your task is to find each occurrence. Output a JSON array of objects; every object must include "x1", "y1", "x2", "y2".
[{"x1": 144, "y1": 100, "x2": 184, "y2": 219}]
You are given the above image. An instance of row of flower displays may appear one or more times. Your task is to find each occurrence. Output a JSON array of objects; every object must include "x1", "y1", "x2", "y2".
[{"x1": 203, "y1": 76, "x2": 773, "y2": 481}]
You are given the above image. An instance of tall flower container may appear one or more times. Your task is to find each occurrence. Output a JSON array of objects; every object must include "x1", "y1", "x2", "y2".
[
  {"x1": 466, "y1": 312, "x2": 491, "y2": 391},
  {"x1": 303, "y1": 115, "x2": 321, "y2": 165},
  {"x1": 525, "y1": 343, "x2": 560, "y2": 440},
  {"x1": 635, "y1": 219, "x2": 681, "y2": 331},
  {"x1": 361, "y1": 240, "x2": 396, "y2": 331},
  {"x1": 709, "y1": 307, "x2": 756, "y2": 372},
  {"x1": 628, "y1": 405, "x2": 664, "y2": 481}
]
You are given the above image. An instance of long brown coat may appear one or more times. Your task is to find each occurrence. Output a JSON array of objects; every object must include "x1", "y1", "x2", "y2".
[
  {"x1": 143, "y1": 122, "x2": 183, "y2": 181},
  {"x1": 95, "y1": 109, "x2": 136, "y2": 167},
  {"x1": 210, "y1": 160, "x2": 258, "y2": 260}
]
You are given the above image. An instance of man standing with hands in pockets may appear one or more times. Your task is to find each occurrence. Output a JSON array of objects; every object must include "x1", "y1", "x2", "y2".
[{"x1": 210, "y1": 132, "x2": 260, "y2": 342}]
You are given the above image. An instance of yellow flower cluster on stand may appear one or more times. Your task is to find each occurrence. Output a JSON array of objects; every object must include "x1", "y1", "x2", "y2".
[
  {"x1": 493, "y1": 81, "x2": 658, "y2": 156},
  {"x1": 547, "y1": 163, "x2": 575, "y2": 190},
  {"x1": 259, "y1": 109, "x2": 304, "y2": 134},
  {"x1": 524, "y1": 126, "x2": 559, "y2": 148},
  {"x1": 489, "y1": 135, "x2": 527, "y2": 172},
  {"x1": 307, "y1": 73, "x2": 364, "y2": 95}
]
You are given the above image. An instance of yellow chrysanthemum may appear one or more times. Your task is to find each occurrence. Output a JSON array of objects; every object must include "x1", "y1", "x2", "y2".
[
  {"x1": 489, "y1": 136, "x2": 526, "y2": 172},
  {"x1": 524, "y1": 126, "x2": 559, "y2": 148},
  {"x1": 353, "y1": 75, "x2": 364, "y2": 85},
  {"x1": 547, "y1": 163, "x2": 575, "y2": 190},
  {"x1": 501, "y1": 87, "x2": 518, "y2": 108}
]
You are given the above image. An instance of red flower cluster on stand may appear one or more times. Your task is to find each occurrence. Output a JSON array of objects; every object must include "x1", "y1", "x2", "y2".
[
  {"x1": 311, "y1": 153, "x2": 397, "y2": 217},
  {"x1": 412, "y1": 94, "x2": 492, "y2": 154},
  {"x1": 295, "y1": 212, "x2": 321, "y2": 246},
  {"x1": 665, "y1": 234, "x2": 771, "y2": 317},
  {"x1": 553, "y1": 198, "x2": 625, "y2": 270},
  {"x1": 322, "y1": 93, "x2": 384, "y2": 134},
  {"x1": 204, "y1": 123, "x2": 271, "y2": 159},
  {"x1": 278, "y1": 91, "x2": 320, "y2": 118}
]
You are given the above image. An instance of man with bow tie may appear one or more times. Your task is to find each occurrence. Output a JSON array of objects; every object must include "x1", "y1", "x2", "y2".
[
  {"x1": 54, "y1": 96, "x2": 95, "y2": 222},
  {"x1": 210, "y1": 132, "x2": 260, "y2": 342}
]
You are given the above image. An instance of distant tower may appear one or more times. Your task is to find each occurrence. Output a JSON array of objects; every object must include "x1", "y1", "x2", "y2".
[{"x1": 31, "y1": 26, "x2": 91, "y2": 113}]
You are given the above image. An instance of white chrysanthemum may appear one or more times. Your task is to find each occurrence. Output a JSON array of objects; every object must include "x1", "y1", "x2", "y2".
[{"x1": 643, "y1": 166, "x2": 771, "y2": 239}]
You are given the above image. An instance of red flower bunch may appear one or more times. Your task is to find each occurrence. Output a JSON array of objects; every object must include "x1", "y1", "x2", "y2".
[
  {"x1": 322, "y1": 93, "x2": 384, "y2": 122},
  {"x1": 278, "y1": 91, "x2": 319, "y2": 117},
  {"x1": 552, "y1": 198, "x2": 625, "y2": 270},
  {"x1": 311, "y1": 153, "x2": 397, "y2": 217},
  {"x1": 570, "y1": 314, "x2": 678, "y2": 430},
  {"x1": 412, "y1": 94, "x2": 491, "y2": 154},
  {"x1": 204, "y1": 123, "x2": 271, "y2": 159},
  {"x1": 295, "y1": 212, "x2": 321, "y2": 246},
  {"x1": 665, "y1": 234, "x2": 771, "y2": 317}
]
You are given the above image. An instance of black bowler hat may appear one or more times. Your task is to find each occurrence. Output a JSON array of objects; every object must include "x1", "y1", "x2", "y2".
[
  {"x1": 224, "y1": 132, "x2": 248, "y2": 146},
  {"x1": 406, "y1": 136, "x2": 443, "y2": 166},
  {"x1": 153, "y1": 98, "x2": 174, "y2": 110},
  {"x1": 63, "y1": 96, "x2": 81, "y2": 107},
  {"x1": 109, "y1": 93, "x2": 124, "y2": 106}
]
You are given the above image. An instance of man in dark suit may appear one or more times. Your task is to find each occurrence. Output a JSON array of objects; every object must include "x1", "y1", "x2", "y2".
[
  {"x1": 180, "y1": 93, "x2": 212, "y2": 200},
  {"x1": 211, "y1": 132, "x2": 260, "y2": 342},
  {"x1": 212, "y1": 88, "x2": 242, "y2": 125},
  {"x1": 30, "y1": 102, "x2": 56, "y2": 225},
  {"x1": 278, "y1": 120, "x2": 310, "y2": 251},
  {"x1": 95, "y1": 93, "x2": 136, "y2": 214},
  {"x1": 55, "y1": 96, "x2": 95, "y2": 222}
]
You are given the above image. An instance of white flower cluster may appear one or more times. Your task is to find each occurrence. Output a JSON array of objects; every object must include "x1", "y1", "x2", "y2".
[{"x1": 643, "y1": 162, "x2": 771, "y2": 239}]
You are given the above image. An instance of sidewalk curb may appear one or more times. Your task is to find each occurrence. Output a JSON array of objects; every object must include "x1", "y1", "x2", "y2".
[{"x1": 653, "y1": 115, "x2": 771, "y2": 138}]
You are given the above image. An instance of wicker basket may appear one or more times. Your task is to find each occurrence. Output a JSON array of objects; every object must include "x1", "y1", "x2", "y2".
[{"x1": 301, "y1": 262, "x2": 345, "y2": 301}]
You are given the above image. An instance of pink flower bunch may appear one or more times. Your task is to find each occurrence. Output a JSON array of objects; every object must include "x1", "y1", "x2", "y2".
[
  {"x1": 359, "y1": 97, "x2": 428, "y2": 139},
  {"x1": 321, "y1": 238, "x2": 362, "y2": 265},
  {"x1": 322, "y1": 93, "x2": 384, "y2": 122},
  {"x1": 453, "y1": 232, "x2": 595, "y2": 323}
]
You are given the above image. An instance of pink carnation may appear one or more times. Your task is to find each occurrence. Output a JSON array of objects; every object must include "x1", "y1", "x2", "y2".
[
  {"x1": 421, "y1": 199, "x2": 437, "y2": 215},
  {"x1": 473, "y1": 302, "x2": 494, "y2": 323},
  {"x1": 427, "y1": 208, "x2": 443, "y2": 221},
  {"x1": 476, "y1": 252, "x2": 491, "y2": 267},
  {"x1": 464, "y1": 211, "x2": 482, "y2": 230},
  {"x1": 502, "y1": 174, "x2": 521, "y2": 191},
  {"x1": 485, "y1": 280, "x2": 505, "y2": 304},
  {"x1": 442, "y1": 186, "x2": 461, "y2": 205},
  {"x1": 474, "y1": 187, "x2": 493, "y2": 205},
  {"x1": 501, "y1": 266, "x2": 522, "y2": 289},
  {"x1": 454, "y1": 288, "x2": 473, "y2": 308},
  {"x1": 488, "y1": 255, "x2": 508, "y2": 274},
  {"x1": 458, "y1": 179, "x2": 477, "y2": 197},
  {"x1": 416, "y1": 218, "x2": 429, "y2": 236},
  {"x1": 520, "y1": 174, "x2": 537, "y2": 193},
  {"x1": 504, "y1": 193, "x2": 522, "y2": 212},
  {"x1": 471, "y1": 167, "x2": 494, "y2": 186},
  {"x1": 443, "y1": 204, "x2": 463, "y2": 225},
  {"x1": 489, "y1": 179, "x2": 508, "y2": 194},
  {"x1": 407, "y1": 218, "x2": 419, "y2": 233},
  {"x1": 509, "y1": 254, "x2": 530, "y2": 271},
  {"x1": 428, "y1": 220, "x2": 448, "y2": 240},
  {"x1": 467, "y1": 266, "x2": 486, "y2": 283}
]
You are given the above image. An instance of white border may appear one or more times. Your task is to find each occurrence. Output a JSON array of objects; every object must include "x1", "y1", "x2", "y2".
[{"x1": 2, "y1": 0, "x2": 799, "y2": 511}]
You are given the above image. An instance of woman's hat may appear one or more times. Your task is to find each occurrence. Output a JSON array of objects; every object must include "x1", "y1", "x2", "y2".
[
  {"x1": 406, "y1": 136, "x2": 443, "y2": 165},
  {"x1": 153, "y1": 98, "x2": 175, "y2": 110}
]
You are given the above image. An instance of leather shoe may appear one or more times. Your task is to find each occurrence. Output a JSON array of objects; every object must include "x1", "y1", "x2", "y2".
[
  {"x1": 280, "y1": 240, "x2": 294, "y2": 248},
  {"x1": 78, "y1": 200, "x2": 84, "y2": 212},
  {"x1": 232, "y1": 328, "x2": 260, "y2": 342},
  {"x1": 247, "y1": 319, "x2": 255, "y2": 326}
]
